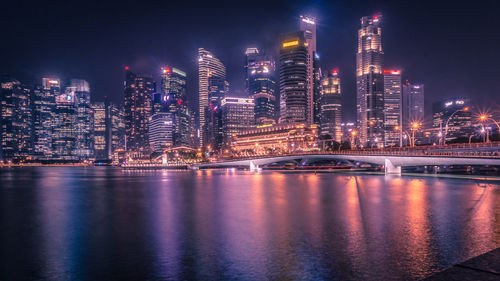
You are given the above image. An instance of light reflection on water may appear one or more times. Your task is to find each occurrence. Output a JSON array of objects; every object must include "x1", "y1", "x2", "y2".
[{"x1": 0, "y1": 167, "x2": 499, "y2": 280}]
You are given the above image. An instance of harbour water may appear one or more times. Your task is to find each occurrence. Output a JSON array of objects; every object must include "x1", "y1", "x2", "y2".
[{"x1": 0, "y1": 167, "x2": 499, "y2": 280}]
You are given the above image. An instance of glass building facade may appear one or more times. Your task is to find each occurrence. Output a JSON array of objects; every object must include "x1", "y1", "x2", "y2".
[
  {"x1": 221, "y1": 97, "x2": 255, "y2": 146},
  {"x1": 198, "y1": 48, "x2": 226, "y2": 147},
  {"x1": 402, "y1": 81, "x2": 425, "y2": 130},
  {"x1": 383, "y1": 70, "x2": 402, "y2": 147},
  {"x1": 320, "y1": 69, "x2": 342, "y2": 142},
  {"x1": 279, "y1": 31, "x2": 308, "y2": 124},
  {"x1": 123, "y1": 69, "x2": 154, "y2": 151},
  {"x1": 245, "y1": 48, "x2": 276, "y2": 125},
  {"x1": 356, "y1": 14, "x2": 384, "y2": 147}
]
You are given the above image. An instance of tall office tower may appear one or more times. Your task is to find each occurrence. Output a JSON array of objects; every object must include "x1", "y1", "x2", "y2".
[
  {"x1": 319, "y1": 69, "x2": 342, "y2": 142},
  {"x1": 279, "y1": 32, "x2": 308, "y2": 123},
  {"x1": 245, "y1": 47, "x2": 276, "y2": 125},
  {"x1": 123, "y1": 68, "x2": 155, "y2": 151},
  {"x1": 111, "y1": 103, "x2": 126, "y2": 152},
  {"x1": 383, "y1": 70, "x2": 402, "y2": 147},
  {"x1": 161, "y1": 67, "x2": 191, "y2": 147},
  {"x1": 92, "y1": 102, "x2": 108, "y2": 160},
  {"x1": 402, "y1": 81, "x2": 424, "y2": 129},
  {"x1": 32, "y1": 78, "x2": 59, "y2": 158},
  {"x1": 299, "y1": 15, "x2": 317, "y2": 123},
  {"x1": 433, "y1": 98, "x2": 471, "y2": 141},
  {"x1": 203, "y1": 77, "x2": 228, "y2": 150},
  {"x1": 312, "y1": 53, "x2": 322, "y2": 125},
  {"x1": 198, "y1": 48, "x2": 226, "y2": 146},
  {"x1": 356, "y1": 14, "x2": 384, "y2": 147},
  {"x1": 0, "y1": 77, "x2": 32, "y2": 161},
  {"x1": 221, "y1": 97, "x2": 255, "y2": 146},
  {"x1": 148, "y1": 113, "x2": 174, "y2": 152},
  {"x1": 14, "y1": 83, "x2": 33, "y2": 159},
  {"x1": 52, "y1": 86, "x2": 77, "y2": 160},
  {"x1": 70, "y1": 79, "x2": 93, "y2": 159}
]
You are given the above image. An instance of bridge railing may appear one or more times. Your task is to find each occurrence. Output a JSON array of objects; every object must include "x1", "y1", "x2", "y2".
[{"x1": 218, "y1": 141, "x2": 500, "y2": 162}]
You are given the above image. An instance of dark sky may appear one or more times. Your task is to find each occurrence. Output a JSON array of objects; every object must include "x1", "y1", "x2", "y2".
[{"x1": 2, "y1": 0, "x2": 499, "y2": 122}]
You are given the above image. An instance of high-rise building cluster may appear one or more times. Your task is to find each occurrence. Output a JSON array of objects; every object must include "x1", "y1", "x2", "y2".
[
  {"x1": 4, "y1": 12, "x2": 483, "y2": 163},
  {"x1": 0, "y1": 76, "x2": 125, "y2": 163}
]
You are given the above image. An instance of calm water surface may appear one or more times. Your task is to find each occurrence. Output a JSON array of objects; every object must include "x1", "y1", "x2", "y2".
[{"x1": 0, "y1": 167, "x2": 499, "y2": 280}]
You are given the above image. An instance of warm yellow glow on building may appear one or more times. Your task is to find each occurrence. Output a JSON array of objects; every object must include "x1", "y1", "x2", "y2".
[{"x1": 282, "y1": 40, "x2": 299, "y2": 48}]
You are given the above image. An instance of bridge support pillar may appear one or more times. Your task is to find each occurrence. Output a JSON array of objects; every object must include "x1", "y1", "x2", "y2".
[
  {"x1": 249, "y1": 161, "x2": 259, "y2": 172},
  {"x1": 385, "y1": 159, "x2": 401, "y2": 175}
]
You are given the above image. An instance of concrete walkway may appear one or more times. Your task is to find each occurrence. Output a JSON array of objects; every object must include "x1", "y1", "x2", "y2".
[{"x1": 423, "y1": 248, "x2": 500, "y2": 280}]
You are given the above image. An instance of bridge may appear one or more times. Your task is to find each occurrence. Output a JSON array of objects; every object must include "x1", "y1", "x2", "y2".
[{"x1": 195, "y1": 142, "x2": 500, "y2": 174}]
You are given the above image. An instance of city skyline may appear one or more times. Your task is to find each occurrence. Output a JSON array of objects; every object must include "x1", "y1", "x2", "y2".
[{"x1": 2, "y1": 1, "x2": 499, "y2": 122}]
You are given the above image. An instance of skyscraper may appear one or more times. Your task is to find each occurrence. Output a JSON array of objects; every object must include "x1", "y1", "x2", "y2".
[
  {"x1": 123, "y1": 68, "x2": 154, "y2": 152},
  {"x1": 433, "y1": 98, "x2": 471, "y2": 141},
  {"x1": 148, "y1": 112, "x2": 174, "y2": 152},
  {"x1": 356, "y1": 14, "x2": 384, "y2": 147},
  {"x1": 32, "y1": 78, "x2": 59, "y2": 159},
  {"x1": 203, "y1": 76, "x2": 228, "y2": 151},
  {"x1": 111, "y1": 103, "x2": 126, "y2": 153},
  {"x1": 160, "y1": 67, "x2": 191, "y2": 147},
  {"x1": 299, "y1": 15, "x2": 317, "y2": 123},
  {"x1": 71, "y1": 79, "x2": 93, "y2": 159},
  {"x1": 198, "y1": 48, "x2": 226, "y2": 146},
  {"x1": 320, "y1": 69, "x2": 342, "y2": 142},
  {"x1": 383, "y1": 70, "x2": 402, "y2": 147},
  {"x1": 402, "y1": 81, "x2": 424, "y2": 130},
  {"x1": 52, "y1": 85, "x2": 77, "y2": 160},
  {"x1": 92, "y1": 102, "x2": 108, "y2": 160},
  {"x1": 312, "y1": 52, "x2": 322, "y2": 125},
  {"x1": 0, "y1": 77, "x2": 32, "y2": 162},
  {"x1": 279, "y1": 32, "x2": 308, "y2": 124},
  {"x1": 245, "y1": 48, "x2": 276, "y2": 125},
  {"x1": 221, "y1": 97, "x2": 255, "y2": 146}
]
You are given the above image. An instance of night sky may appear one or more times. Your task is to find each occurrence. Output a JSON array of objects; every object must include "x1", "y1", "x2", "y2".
[{"x1": 2, "y1": 0, "x2": 499, "y2": 122}]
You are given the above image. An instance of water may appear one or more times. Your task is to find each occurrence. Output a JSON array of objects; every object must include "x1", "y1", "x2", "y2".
[{"x1": 0, "y1": 167, "x2": 499, "y2": 280}]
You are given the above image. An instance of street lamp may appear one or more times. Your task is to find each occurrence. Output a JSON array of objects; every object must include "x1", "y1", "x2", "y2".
[
  {"x1": 351, "y1": 130, "x2": 357, "y2": 149},
  {"x1": 410, "y1": 122, "x2": 421, "y2": 147},
  {"x1": 479, "y1": 114, "x2": 500, "y2": 132},
  {"x1": 443, "y1": 106, "x2": 469, "y2": 145}
]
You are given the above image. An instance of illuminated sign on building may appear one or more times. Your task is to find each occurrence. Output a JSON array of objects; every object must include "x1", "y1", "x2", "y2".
[{"x1": 282, "y1": 40, "x2": 299, "y2": 48}]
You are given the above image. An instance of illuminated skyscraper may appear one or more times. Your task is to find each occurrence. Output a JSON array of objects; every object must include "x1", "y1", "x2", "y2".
[
  {"x1": 356, "y1": 14, "x2": 384, "y2": 147},
  {"x1": 111, "y1": 103, "x2": 125, "y2": 152},
  {"x1": 198, "y1": 48, "x2": 226, "y2": 146},
  {"x1": 148, "y1": 112, "x2": 174, "y2": 152},
  {"x1": 384, "y1": 70, "x2": 402, "y2": 147},
  {"x1": 320, "y1": 69, "x2": 342, "y2": 142},
  {"x1": 312, "y1": 52, "x2": 322, "y2": 125},
  {"x1": 245, "y1": 48, "x2": 276, "y2": 125},
  {"x1": 92, "y1": 101, "x2": 108, "y2": 160},
  {"x1": 52, "y1": 85, "x2": 78, "y2": 160},
  {"x1": 32, "y1": 78, "x2": 59, "y2": 158},
  {"x1": 221, "y1": 97, "x2": 255, "y2": 146},
  {"x1": 93, "y1": 99, "x2": 125, "y2": 161},
  {"x1": 123, "y1": 68, "x2": 155, "y2": 151},
  {"x1": 402, "y1": 81, "x2": 424, "y2": 130},
  {"x1": 70, "y1": 79, "x2": 93, "y2": 159},
  {"x1": 0, "y1": 77, "x2": 32, "y2": 161},
  {"x1": 299, "y1": 15, "x2": 317, "y2": 123},
  {"x1": 160, "y1": 67, "x2": 191, "y2": 147},
  {"x1": 203, "y1": 76, "x2": 228, "y2": 151},
  {"x1": 433, "y1": 98, "x2": 471, "y2": 141},
  {"x1": 279, "y1": 32, "x2": 308, "y2": 123}
]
